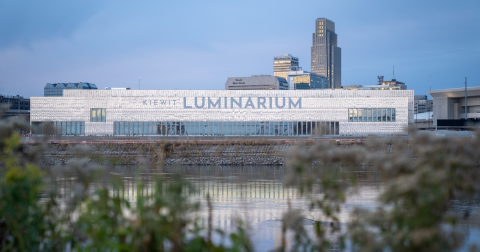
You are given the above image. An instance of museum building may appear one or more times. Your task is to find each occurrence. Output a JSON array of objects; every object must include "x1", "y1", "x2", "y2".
[{"x1": 30, "y1": 89, "x2": 413, "y2": 136}]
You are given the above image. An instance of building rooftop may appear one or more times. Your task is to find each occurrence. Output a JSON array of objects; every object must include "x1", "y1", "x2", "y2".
[
  {"x1": 427, "y1": 86, "x2": 480, "y2": 98},
  {"x1": 44, "y1": 82, "x2": 98, "y2": 89}
]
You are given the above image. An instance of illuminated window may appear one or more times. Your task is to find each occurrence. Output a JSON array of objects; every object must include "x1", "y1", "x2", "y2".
[
  {"x1": 91, "y1": 108, "x2": 106, "y2": 122},
  {"x1": 349, "y1": 108, "x2": 396, "y2": 122}
]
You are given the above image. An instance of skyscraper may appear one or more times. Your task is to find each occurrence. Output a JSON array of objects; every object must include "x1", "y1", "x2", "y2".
[
  {"x1": 311, "y1": 18, "x2": 341, "y2": 88},
  {"x1": 273, "y1": 54, "x2": 299, "y2": 80}
]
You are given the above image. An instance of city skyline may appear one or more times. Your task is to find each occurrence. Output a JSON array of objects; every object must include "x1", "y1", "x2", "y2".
[{"x1": 0, "y1": 0, "x2": 479, "y2": 98}]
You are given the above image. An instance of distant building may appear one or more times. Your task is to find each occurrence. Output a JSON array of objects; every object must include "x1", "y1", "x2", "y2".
[
  {"x1": 341, "y1": 85, "x2": 364, "y2": 90},
  {"x1": 428, "y1": 87, "x2": 480, "y2": 122},
  {"x1": 414, "y1": 95, "x2": 433, "y2": 114},
  {"x1": 0, "y1": 94, "x2": 30, "y2": 120},
  {"x1": 376, "y1": 76, "x2": 407, "y2": 90},
  {"x1": 287, "y1": 67, "x2": 329, "y2": 90},
  {"x1": 274, "y1": 54, "x2": 299, "y2": 80},
  {"x1": 225, "y1": 75, "x2": 288, "y2": 90},
  {"x1": 311, "y1": 17, "x2": 341, "y2": 88},
  {"x1": 105, "y1": 87, "x2": 131, "y2": 90},
  {"x1": 343, "y1": 76, "x2": 407, "y2": 90},
  {"x1": 44, "y1": 82, "x2": 98, "y2": 97}
]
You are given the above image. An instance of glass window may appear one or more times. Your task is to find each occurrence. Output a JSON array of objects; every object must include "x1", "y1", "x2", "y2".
[
  {"x1": 373, "y1": 109, "x2": 377, "y2": 122},
  {"x1": 66, "y1": 122, "x2": 71, "y2": 135},
  {"x1": 133, "y1": 122, "x2": 138, "y2": 135},
  {"x1": 184, "y1": 122, "x2": 189, "y2": 135},
  {"x1": 114, "y1": 122, "x2": 119, "y2": 135},
  {"x1": 387, "y1": 108, "x2": 391, "y2": 122},
  {"x1": 90, "y1": 108, "x2": 106, "y2": 122},
  {"x1": 363, "y1": 109, "x2": 367, "y2": 122},
  {"x1": 91, "y1": 109, "x2": 97, "y2": 122},
  {"x1": 349, "y1": 109, "x2": 353, "y2": 122},
  {"x1": 382, "y1": 109, "x2": 386, "y2": 121},
  {"x1": 392, "y1": 109, "x2": 396, "y2": 122},
  {"x1": 101, "y1": 109, "x2": 106, "y2": 122},
  {"x1": 225, "y1": 122, "x2": 231, "y2": 135},
  {"x1": 367, "y1": 109, "x2": 372, "y2": 122},
  {"x1": 358, "y1": 109, "x2": 363, "y2": 122},
  {"x1": 208, "y1": 121, "x2": 213, "y2": 136},
  {"x1": 169, "y1": 122, "x2": 174, "y2": 135},
  {"x1": 80, "y1": 122, "x2": 85, "y2": 135},
  {"x1": 198, "y1": 122, "x2": 203, "y2": 136},
  {"x1": 73, "y1": 122, "x2": 78, "y2": 135}
]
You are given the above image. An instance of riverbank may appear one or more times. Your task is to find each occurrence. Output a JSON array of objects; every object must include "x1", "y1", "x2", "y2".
[{"x1": 41, "y1": 140, "x2": 303, "y2": 166}]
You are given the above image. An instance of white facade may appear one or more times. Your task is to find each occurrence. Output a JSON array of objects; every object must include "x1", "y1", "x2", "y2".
[{"x1": 30, "y1": 89, "x2": 413, "y2": 136}]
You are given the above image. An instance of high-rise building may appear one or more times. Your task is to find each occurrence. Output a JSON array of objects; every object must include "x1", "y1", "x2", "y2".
[
  {"x1": 273, "y1": 54, "x2": 299, "y2": 80},
  {"x1": 311, "y1": 18, "x2": 341, "y2": 88}
]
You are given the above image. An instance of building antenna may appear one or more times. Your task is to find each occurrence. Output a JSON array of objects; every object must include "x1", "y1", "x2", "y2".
[
  {"x1": 465, "y1": 77, "x2": 467, "y2": 120},
  {"x1": 393, "y1": 65, "x2": 395, "y2": 79},
  {"x1": 429, "y1": 75, "x2": 431, "y2": 126},
  {"x1": 139, "y1": 77, "x2": 141, "y2": 90}
]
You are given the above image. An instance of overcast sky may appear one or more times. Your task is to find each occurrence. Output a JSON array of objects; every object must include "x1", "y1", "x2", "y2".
[{"x1": 1, "y1": 0, "x2": 479, "y2": 98}]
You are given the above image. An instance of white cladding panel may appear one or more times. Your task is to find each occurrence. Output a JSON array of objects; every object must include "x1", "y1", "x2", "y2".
[{"x1": 31, "y1": 89, "x2": 413, "y2": 135}]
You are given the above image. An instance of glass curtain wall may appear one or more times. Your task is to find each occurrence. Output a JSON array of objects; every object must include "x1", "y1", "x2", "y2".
[
  {"x1": 113, "y1": 121, "x2": 340, "y2": 136},
  {"x1": 31, "y1": 121, "x2": 85, "y2": 135}
]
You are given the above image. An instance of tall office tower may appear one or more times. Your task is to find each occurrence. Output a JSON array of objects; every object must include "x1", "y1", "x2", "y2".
[
  {"x1": 311, "y1": 18, "x2": 341, "y2": 88},
  {"x1": 273, "y1": 54, "x2": 299, "y2": 80}
]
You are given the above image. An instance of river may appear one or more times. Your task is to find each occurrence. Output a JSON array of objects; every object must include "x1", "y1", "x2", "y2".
[{"x1": 58, "y1": 165, "x2": 480, "y2": 251}]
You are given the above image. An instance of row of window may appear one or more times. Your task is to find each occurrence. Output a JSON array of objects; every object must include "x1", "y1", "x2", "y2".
[
  {"x1": 114, "y1": 121, "x2": 340, "y2": 136},
  {"x1": 32, "y1": 121, "x2": 85, "y2": 135},
  {"x1": 348, "y1": 108, "x2": 396, "y2": 122},
  {"x1": 91, "y1": 108, "x2": 106, "y2": 122}
]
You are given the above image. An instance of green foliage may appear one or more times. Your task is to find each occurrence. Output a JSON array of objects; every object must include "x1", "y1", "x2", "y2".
[
  {"x1": 285, "y1": 129, "x2": 480, "y2": 252},
  {"x1": 0, "y1": 165, "x2": 45, "y2": 251},
  {"x1": 0, "y1": 116, "x2": 253, "y2": 251}
]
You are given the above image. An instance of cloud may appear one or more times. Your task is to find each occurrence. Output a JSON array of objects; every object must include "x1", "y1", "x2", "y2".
[
  {"x1": 0, "y1": 0, "x2": 105, "y2": 49},
  {"x1": 0, "y1": 0, "x2": 479, "y2": 98}
]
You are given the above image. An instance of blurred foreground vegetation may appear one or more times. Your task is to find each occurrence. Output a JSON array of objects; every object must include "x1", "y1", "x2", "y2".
[{"x1": 1, "y1": 110, "x2": 480, "y2": 251}]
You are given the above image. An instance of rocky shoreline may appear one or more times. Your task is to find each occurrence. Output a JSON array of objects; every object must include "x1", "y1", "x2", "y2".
[{"x1": 40, "y1": 141, "x2": 292, "y2": 166}]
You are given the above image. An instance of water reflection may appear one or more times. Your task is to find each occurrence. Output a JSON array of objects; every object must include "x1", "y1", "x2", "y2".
[{"x1": 58, "y1": 165, "x2": 480, "y2": 251}]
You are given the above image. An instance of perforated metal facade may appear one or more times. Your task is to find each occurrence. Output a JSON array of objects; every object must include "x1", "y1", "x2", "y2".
[{"x1": 30, "y1": 89, "x2": 413, "y2": 136}]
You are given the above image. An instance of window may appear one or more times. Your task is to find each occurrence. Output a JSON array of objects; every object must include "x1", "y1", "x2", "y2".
[
  {"x1": 348, "y1": 108, "x2": 396, "y2": 122},
  {"x1": 90, "y1": 108, "x2": 106, "y2": 122}
]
